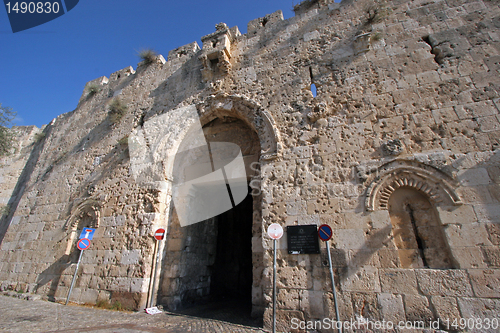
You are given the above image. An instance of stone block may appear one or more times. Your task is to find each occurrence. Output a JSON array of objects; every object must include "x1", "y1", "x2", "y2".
[
  {"x1": 377, "y1": 116, "x2": 405, "y2": 133},
  {"x1": 120, "y1": 249, "x2": 141, "y2": 265},
  {"x1": 377, "y1": 293, "x2": 406, "y2": 323},
  {"x1": 263, "y1": 308, "x2": 304, "y2": 333},
  {"x1": 417, "y1": 70, "x2": 441, "y2": 85},
  {"x1": 379, "y1": 269, "x2": 419, "y2": 295},
  {"x1": 484, "y1": 223, "x2": 500, "y2": 245},
  {"x1": 277, "y1": 288, "x2": 300, "y2": 309},
  {"x1": 415, "y1": 269, "x2": 473, "y2": 297},
  {"x1": 131, "y1": 278, "x2": 148, "y2": 293},
  {"x1": 457, "y1": 297, "x2": 500, "y2": 326},
  {"x1": 278, "y1": 266, "x2": 312, "y2": 289},
  {"x1": 452, "y1": 246, "x2": 488, "y2": 268},
  {"x1": 473, "y1": 204, "x2": 500, "y2": 222},
  {"x1": 343, "y1": 212, "x2": 370, "y2": 229},
  {"x1": 348, "y1": 249, "x2": 380, "y2": 268},
  {"x1": 299, "y1": 290, "x2": 324, "y2": 318},
  {"x1": 166, "y1": 238, "x2": 183, "y2": 252},
  {"x1": 306, "y1": 198, "x2": 339, "y2": 215},
  {"x1": 351, "y1": 292, "x2": 381, "y2": 321},
  {"x1": 325, "y1": 291, "x2": 352, "y2": 322},
  {"x1": 378, "y1": 249, "x2": 401, "y2": 268},
  {"x1": 334, "y1": 229, "x2": 366, "y2": 250},
  {"x1": 364, "y1": 226, "x2": 393, "y2": 250},
  {"x1": 368, "y1": 210, "x2": 391, "y2": 229},
  {"x1": 478, "y1": 115, "x2": 500, "y2": 132},
  {"x1": 468, "y1": 269, "x2": 500, "y2": 298},
  {"x1": 80, "y1": 288, "x2": 99, "y2": 304},
  {"x1": 344, "y1": 267, "x2": 381, "y2": 292},
  {"x1": 482, "y1": 246, "x2": 500, "y2": 268},
  {"x1": 432, "y1": 107, "x2": 458, "y2": 124},
  {"x1": 286, "y1": 200, "x2": 306, "y2": 215},
  {"x1": 458, "y1": 185, "x2": 493, "y2": 204},
  {"x1": 437, "y1": 205, "x2": 477, "y2": 225},
  {"x1": 404, "y1": 294, "x2": 434, "y2": 323},
  {"x1": 430, "y1": 296, "x2": 461, "y2": 322},
  {"x1": 304, "y1": 31, "x2": 320, "y2": 42},
  {"x1": 488, "y1": 184, "x2": 500, "y2": 202},
  {"x1": 457, "y1": 167, "x2": 491, "y2": 186},
  {"x1": 445, "y1": 223, "x2": 492, "y2": 247}
]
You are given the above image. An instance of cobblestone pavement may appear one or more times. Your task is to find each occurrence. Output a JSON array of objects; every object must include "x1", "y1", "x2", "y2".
[{"x1": 0, "y1": 295, "x2": 266, "y2": 332}]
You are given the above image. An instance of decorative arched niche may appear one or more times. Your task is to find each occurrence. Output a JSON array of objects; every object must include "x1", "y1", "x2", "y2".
[
  {"x1": 63, "y1": 199, "x2": 101, "y2": 256},
  {"x1": 365, "y1": 160, "x2": 462, "y2": 212},
  {"x1": 365, "y1": 160, "x2": 461, "y2": 269}
]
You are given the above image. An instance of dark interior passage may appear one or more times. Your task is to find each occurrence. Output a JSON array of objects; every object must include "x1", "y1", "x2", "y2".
[
  {"x1": 210, "y1": 191, "x2": 253, "y2": 304},
  {"x1": 169, "y1": 191, "x2": 258, "y2": 327}
]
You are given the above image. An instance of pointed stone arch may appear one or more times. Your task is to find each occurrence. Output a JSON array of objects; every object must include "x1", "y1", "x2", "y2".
[
  {"x1": 197, "y1": 93, "x2": 282, "y2": 161},
  {"x1": 365, "y1": 160, "x2": 462, "y2": 211},
  {"x1": 64, "y1": 199, "x2": 101, "y2": 231},
  {"x1": 62, "y1": 199, "x2": 101, "y2": 256},
  {"x1": 129, "y1": 94, "x2": 282, "y2": 189}
]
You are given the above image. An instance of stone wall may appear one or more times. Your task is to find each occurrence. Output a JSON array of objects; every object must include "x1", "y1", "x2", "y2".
[{"x1": 0, "y1": 0, "x2": 499, "y2": 331}]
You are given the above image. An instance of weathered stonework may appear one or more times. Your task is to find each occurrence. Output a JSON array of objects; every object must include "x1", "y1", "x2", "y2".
[{"x1": 1, "y1": 0, "x2": 500, "y2": 331}]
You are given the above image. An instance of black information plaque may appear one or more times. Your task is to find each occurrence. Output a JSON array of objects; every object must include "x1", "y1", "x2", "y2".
[{"x1": 287, "y1": 225, "x2": 320, "y2": 254}]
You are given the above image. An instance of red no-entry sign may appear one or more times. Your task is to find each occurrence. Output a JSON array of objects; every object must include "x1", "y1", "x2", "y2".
[
  {"x1": 268, "y1": 223, "x2": 283, "y2": 240},
  {"x1": 154, "y1": 228, "x2": 165, "y2": 240}
]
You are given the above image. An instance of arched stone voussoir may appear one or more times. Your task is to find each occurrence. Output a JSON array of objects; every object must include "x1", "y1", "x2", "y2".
[
  {"x1": 365, "y1": 160, "x2": 462, "y2": 211},
  {"x1": 64, "y1": 199, "x2": 102, "y2": 231},
  {"x1": 198, "y1": 93, "x2": 282, "y2": 161}
]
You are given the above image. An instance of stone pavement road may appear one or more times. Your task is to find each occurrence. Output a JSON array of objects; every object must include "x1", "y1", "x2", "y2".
[{"x1": 0, "y1": 295, "x2": 267, "y2": 333}]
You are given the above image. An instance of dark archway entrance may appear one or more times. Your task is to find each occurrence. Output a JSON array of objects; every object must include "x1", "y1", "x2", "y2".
[
  {"x1": 210, "y1": 189, "x2": 253, "y2": 304},
  {"x1": 168, "y1": 189, "x2": 258, "y2": 327},
  {"x1": 159, "y1": 115, "x2": 261, "y2": 327}
]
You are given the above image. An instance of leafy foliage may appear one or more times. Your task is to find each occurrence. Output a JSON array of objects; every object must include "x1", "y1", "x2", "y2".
[
  {"x1": 364, "y1": 3, "x2": 387, "y2": 25},
  {"x1": 293, "y1": 0, "x2": 319, "y2": 13},
  {"x1": 0, "y1": 103, "x2": 17, "y2": 156},
  {"x1": 138, "y1": 48, "x2": 158, "y2": 65},
  {"x1": 95, "y1": 299, "x2": 126, "y2": 311},
  {"x1": 108, "y1": 98, "x2": 128, "y2": 123},
  {"x1": 87, "y1": 84, "x2": 100, "y2": 96},
  {"x1": 371, "y1": 31, "x2": 383, "y2": 41},
  {"x1": 34, "y1": 131, "x2": 46, "y2": 143},
  {"x1": 0, "y1": 204, "x2": 10, "y2": 217}
]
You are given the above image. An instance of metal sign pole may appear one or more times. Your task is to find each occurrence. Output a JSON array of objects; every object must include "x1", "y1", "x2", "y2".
[
  {"x1": 66, "y1": 249, "x2": 83, "y2": 305},
  {"x1": 326, "y1": 240, "x2": 342, "y2": 333},
  {"x1": 148, "y1": 239, "x2": 159, "y2": 308},
  {"x1": 273, "y1": 238, "x2": 277, "y2": 333}
]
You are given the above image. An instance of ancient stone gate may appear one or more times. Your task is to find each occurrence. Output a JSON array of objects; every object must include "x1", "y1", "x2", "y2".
[{"x1": 1, "y1": 0, "x2": 500, "y2": 331}]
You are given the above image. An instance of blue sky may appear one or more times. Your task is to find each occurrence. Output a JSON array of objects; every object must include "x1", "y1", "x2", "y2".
[{"x1": 1, "y1": 0, "x2": 297, "y2": 128}]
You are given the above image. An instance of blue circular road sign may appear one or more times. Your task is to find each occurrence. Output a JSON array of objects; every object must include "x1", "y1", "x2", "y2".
[
  {"x1": 77, "y1": 238, "x2": 91, "y2": 251},
  {"x1": 318, "y1": 224, "x2": 333, "y2": 241}
]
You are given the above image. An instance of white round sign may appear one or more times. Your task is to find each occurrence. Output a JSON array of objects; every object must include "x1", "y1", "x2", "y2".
[{"x1": 267, "y1": 223, "x2": 284, "y2": 240}]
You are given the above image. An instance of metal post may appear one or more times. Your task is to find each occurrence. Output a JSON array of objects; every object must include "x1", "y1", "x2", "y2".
[
  {"x1": 326, "y1": 240, "x2": 342, "y2": 333},
  {"x1": 147, "y1": 239, "x2": 159, "y2": 308},
  {"x1": 273, "y1": 238, "x2": 277, "y2": 333},
  {"x1": 66, "y1": 250, "x2": 83, "y2": 305}
]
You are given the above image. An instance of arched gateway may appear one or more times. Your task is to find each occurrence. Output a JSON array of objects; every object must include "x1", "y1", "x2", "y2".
[{"x1": 129, "y1": 94, "x2": 281, "y2": 318}]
